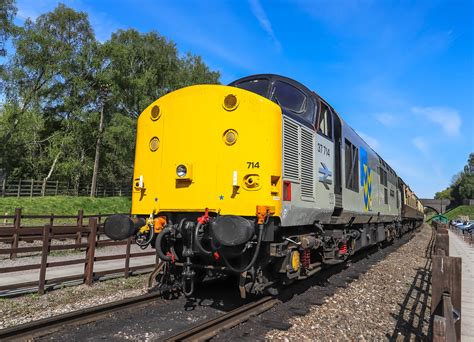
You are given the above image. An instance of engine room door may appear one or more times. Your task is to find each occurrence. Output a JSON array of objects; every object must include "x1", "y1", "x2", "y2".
[{"x1": 333, "y1": 112, "x2": 343, "y2": 210}]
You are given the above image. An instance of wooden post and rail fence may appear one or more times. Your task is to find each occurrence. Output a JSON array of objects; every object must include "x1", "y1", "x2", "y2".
[
  {"x1": 431, "y1": 220, "x2": 462, "y2": 342},
  {"x1": 0, "y1": 178, "x2": 131, "y2": 197},
  {"x1": 0, "y1": 209, "x2": 156, "y2": 295}
]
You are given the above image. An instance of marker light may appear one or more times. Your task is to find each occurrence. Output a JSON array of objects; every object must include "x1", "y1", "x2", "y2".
[
  {"x1": 149, "y1": 137, "x2": 160, "y2": 152},
  {"x1": 223, "y1": 94, "x2": 238, "y2": 111},
  {"x1": 176, "y1": 165, "x2": 187, "y2": 178},
  {"x1": 223, "y1": 129, "x2": 238, "y2": 145},
  {"x1": 150, "y1": 105, "x2": 161, "y2": 121}
]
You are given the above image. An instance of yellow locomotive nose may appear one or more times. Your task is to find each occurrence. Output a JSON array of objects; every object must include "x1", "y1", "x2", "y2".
[{"x1": 131, "y1": 85, "x2": 283, "y2": 218}]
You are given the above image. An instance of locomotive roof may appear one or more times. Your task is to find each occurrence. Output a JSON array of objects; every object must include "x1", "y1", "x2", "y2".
[{"x1": 229, "y1": 74, "x2": 411, "y2": 190}]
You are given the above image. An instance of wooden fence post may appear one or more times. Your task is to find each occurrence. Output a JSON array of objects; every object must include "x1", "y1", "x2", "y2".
[
  {"x1": 96, "y1": 213, "x2": 102, "y2": 241},
  {"x1": 435, "y1": 233, "x2": 449, "y2": 256},
  {"x1": 432, "y1": 255, "x2": 462, "y2": 341},
  {"x1": 17, "y1": 179, "x2": 21, "y2": 197},
  {"x1": 30, "y1": 179, "x2": 33, "y2": 197},
  {"x1": 124, "y1": 237, "x2": 132, "y2": 278},
  {"x1": 84, "y1": 218, "x2": 98, "y2": 286},
  {"x1": 10, "y1": 208, "x2": 21, "y2": 259},
  {"x1": 433, "y1": 316, "x2": 447, "y2": 342},
  {"x1": 76, "y1": 209, "x2": 84, "y2": 246},
  {"x1": 1, "y1": 177, "x2": 5, "y2": 197},
  {"x1": 38, "y1": 224, "x2": 51, "y2": 295},
  {"x1": 55, "y1": 180, "x2": 59, "y2": 196}
]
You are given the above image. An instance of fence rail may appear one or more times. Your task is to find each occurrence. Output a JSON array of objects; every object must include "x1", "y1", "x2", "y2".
[
  {"x1": 1, "y1": 178, "x2": 131, "y2": 197},
  {"x1": 431, "y1": 221, "x2": 462, "y2": 342},
  {"x1": 0, "y1": 210, "x2": 156, "y2": 295}
]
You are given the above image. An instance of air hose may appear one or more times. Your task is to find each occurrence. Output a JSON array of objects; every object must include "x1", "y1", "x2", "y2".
[
  {"x1": 155, "y1": 227, "x2": 174, "y2": 261},
  {"x1": 193, "y1": 222, "x2": 213, "y2": 256},
  {"x1": 219, "y1": 224, "x2": 265, "y2": 273}
]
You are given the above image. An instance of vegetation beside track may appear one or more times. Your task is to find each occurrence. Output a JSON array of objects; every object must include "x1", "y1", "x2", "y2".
[
  {"x1": 0, "y1": 196, "x2": 131, "y2": 215},
  {"x1": 443, "y1": 205, "x2": 474, "y2": 220}
]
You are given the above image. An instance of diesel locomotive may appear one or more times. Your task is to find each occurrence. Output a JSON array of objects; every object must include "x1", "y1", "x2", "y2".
[{"x1": 104, "y1": 74, "x2": 424, "y2": 297}]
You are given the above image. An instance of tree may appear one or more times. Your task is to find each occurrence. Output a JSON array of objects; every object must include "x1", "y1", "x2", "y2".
[
  {"x1": 0, "y1": 0, "x2": 16, "y2": 57},
  {"x1": 1, "y1": 6, "x2": 220, "y2": 195},
  {"x1": 435, "y1": 187, "x2": 452, "y2": 200},
  {"x1": 435, "y1": 153, "x2": 474, "y2": 203},
  {"x1": 0, "y1": 4, "x2": 97, "y2": 188},
  {"x1": 104, "y1": 29, "x2": 220, "y2": 119}
]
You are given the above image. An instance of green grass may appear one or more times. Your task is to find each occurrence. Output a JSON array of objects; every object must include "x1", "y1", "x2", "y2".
[
  {"x1": 443, "y1": 205, "x2": 474, "y2": 220},
  {"x1": 0, "y1": 196, "x2": 131, "y2": 217}
]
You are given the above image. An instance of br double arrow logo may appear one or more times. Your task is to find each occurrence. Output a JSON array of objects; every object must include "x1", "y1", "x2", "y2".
[{"x1": 318, "y1": 162, "x2": 332, "y2": 190}]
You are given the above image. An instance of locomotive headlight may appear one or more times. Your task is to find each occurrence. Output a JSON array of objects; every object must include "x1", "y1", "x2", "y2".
[{"x1": 176, "y1": 165, "x2": 187, "y2": 178}]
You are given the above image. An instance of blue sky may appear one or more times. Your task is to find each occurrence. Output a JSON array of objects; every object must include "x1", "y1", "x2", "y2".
[{"x1": 13, "y1": 0, "x2": 474, "y2": 198}]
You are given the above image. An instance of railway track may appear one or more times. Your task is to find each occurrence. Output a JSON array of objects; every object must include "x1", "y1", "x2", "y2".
[
  {"x1": 0, "y1": 229, "x2": 419, "y2": 341},
  {"x1": 163, "y1": 296, "x2": 281, "y2": 342},
  {"x1": 0, "y1": 289, "x2": 172, "y2": 341}
]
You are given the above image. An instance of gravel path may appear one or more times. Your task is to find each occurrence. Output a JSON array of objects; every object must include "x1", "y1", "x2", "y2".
[
  {"x1": 1, "y1": 225, "x2": 433, "y2": 341},
  {"x1": 265, "y1": 224, "x2": 433, "y2": 341},
  {"x1": 0, "y1": 275, "x2": 149, "y2": 329}
]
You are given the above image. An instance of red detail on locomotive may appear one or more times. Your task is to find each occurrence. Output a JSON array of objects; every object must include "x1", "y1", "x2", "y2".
[
  {"x1": 339, "y1": 242, "x2": 348, "y2": 255},
  {"x1": 301, "y1": 249, "x2": 311, "y2": 268},
  {"x1": 213, "y1": 251, "x2": 220, "y2": 261},
  {"x1": 197, "y1": 208, "x2": 210, "y2": 224},
  {"x1": 166, "y1": 251, "x2": 175, "y2": 263},
  {"x1": 283, "y1": 181, "x2": 292, "y2": 201}
]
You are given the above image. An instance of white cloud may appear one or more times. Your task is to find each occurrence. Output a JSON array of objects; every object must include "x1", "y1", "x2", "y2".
[
  {"x1": 412, "y1": 136, "x2": 429, "y2": 155},
  {"x1": 248, "y1": 0, "x2": 281, "y2": 51},
  {"x1": 359, "y1": 132, "x2": 380, "y2": 149},
  {"x1": 375, "y1": 112, "x2": 396, "y2": 126},
  {"x1": 411, "y1": 106, "x2": 461, "y2": 136}
]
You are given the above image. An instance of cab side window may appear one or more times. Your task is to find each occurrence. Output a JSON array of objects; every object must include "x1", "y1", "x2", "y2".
[{"x1": 317, "y1": 103, "x2": 333, "y2": 139}]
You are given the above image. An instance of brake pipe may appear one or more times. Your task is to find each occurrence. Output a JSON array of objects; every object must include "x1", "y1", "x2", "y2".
[
  {"x1": 155, "y1": 227, "x2": 174, "y2": 261},
  {"x1": 193, "y1": 222, "x2": 213, "y2": 256},
  {"x1": 219, "y1": 224, "x2": 265, "y2": 273}
]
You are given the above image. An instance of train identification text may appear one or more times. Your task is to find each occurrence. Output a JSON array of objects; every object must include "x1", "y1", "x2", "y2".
[
  {"x1": 318, "y1": 143, "x2": 330, "y2": 156},
  {"x1": 247, "y1": 162, "x2": 260, "y2": 169}
]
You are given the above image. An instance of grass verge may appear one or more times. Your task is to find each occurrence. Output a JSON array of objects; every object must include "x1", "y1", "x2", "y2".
[
  {"x1": 0, "y1": 196, "x2": 131, "y2": 216},
  {"x1": 443, "y1": 205, "x2": 474, "y2": 220}
]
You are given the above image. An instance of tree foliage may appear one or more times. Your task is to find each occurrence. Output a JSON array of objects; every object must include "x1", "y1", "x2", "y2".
[
  {"x1": 0, "y1": 0, "x2": 16, "y2": 57},
  {"x1": 0, "y1": 3, "x2": 220, "y2": 192},
  {"x1": 435, "y1": 153, "x2": 474, "y2": 203}
]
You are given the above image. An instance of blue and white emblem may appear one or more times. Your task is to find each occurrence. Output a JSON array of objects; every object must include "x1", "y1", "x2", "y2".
[{"x1": 318, "y1": 162, "x2": 332, "y2": 190}]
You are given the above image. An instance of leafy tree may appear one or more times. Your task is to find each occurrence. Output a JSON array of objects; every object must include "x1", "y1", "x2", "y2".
[
  {"x1": 435, "y1": 187, "x2": 453, "y2": 200},
  {"x1": 0, "y1": 5, "x2": 220, "y2": 196},
  {"x1": 1, "y1": 4, "x2": 97, "y2": 188},
  {"x1": 0, "y1": 0, "x2": 16, "y2": 57},
  {"x1": 104, "y1": 29, "x2": 220, "y2": 119},
  {"x1": 435, "y1": 153, "x2": 474, "y2": 203}
]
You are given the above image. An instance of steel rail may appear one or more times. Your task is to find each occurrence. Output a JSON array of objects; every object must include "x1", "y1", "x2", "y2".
[
  {"x1": 164, "y1": 296, "x2": 280, "y2": 342},
  {"x1": 0, "y1": 290, "x2": 171, "y2": 341}
]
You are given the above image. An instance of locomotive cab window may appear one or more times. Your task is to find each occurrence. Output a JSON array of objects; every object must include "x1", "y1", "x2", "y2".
[
  {"x1": 234, "y1": 78, "x2": 269, "y2": 97},
  {"x1": 345, "y1": 139, "x2": 359, "y2": 192},
  {"x1": 317, "y1": 103, "x2": 333, "y2": 139},
  {"x1": 270, "y1": 81, "x2": 315, "y2": 123}
]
